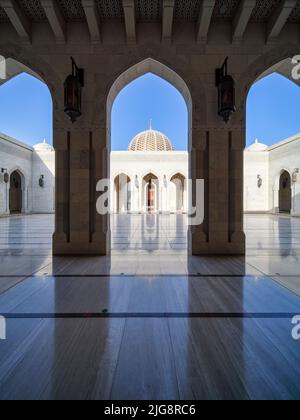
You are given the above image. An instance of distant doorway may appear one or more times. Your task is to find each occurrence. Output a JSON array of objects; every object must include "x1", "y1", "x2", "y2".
[
  {"x1": 9, "y1": 171, "x2": 23, "y2": 214},
  {"x1": 279, "y1": 171, "x2": 292, "y2": 213},
  {"x1": 143, "y1": 174, "x2": 158, "y2": 213},
  {"x1": 147, "y1": 180, "x2": 155, "y2": 212}
]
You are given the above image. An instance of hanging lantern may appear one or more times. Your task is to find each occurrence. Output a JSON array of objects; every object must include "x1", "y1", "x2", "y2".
[
  {"x1": 39, "y1": 175, "x2": 45, "y2": 188},
  {"x1": 1, "y1": 168, "x2": 9, "y2": 183},
  {"x1": 216, "y1": 57, "x2": 236, "y2": 123},
  {"x1": 64, "y1": 57, "x2": 84, "y2": 123},
  {"x1": 257, "y1": 175, "x2": 263, "y2": 189}
]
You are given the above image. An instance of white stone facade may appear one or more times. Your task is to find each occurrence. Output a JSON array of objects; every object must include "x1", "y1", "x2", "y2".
[
  {"x1": 110, "y1": 150, "x2": 189, "y2": 213},
  {"x1": 244, "y1": 135, "x2": 300, "y2": 216},
  {"x1": 2, "y1": 128, "x2": 300, "y2": 218},
  {"x1": 0, "y1": 133, "x2": 55, "y2": 216},
  {"x1": 110, "y1": 129, "x2": 188, "y2": 213}
]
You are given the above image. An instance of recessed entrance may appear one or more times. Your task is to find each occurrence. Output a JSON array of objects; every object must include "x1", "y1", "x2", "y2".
[
  {"x1": 9, "y1": 170, "x2": 23, "y2": 214},
  {"x1": 143, "y1": 173, "x2": 158, "y2": 213}
]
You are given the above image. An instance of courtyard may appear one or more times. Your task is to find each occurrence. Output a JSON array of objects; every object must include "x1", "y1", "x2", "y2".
[
  {"x1": 0, "y1": 213, "x2": 300, "y2": 400},
  {"x1": 1, "y1": 0, "x2": 300, "y2": 403}
]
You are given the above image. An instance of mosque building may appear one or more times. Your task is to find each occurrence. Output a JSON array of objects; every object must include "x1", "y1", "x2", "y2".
[
  {"x1": 0, "y1": 133, "x2": 55, "y2": 216},
  {"x1": 1, "y1": 129, "x2": 300, "y2": 217},
  {"x1": 244, "y1": 135, "x2": 300, "y2": 216}
]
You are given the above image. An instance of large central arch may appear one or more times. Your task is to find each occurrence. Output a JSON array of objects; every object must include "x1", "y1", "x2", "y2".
[
  {"x1": 105, "y1": 58, "x2": 193, "y2": 254},
  {"x1": 106, "y1": 58, "x2": 192, "y2": 155}
]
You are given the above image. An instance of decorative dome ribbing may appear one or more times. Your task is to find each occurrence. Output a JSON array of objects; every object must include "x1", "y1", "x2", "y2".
[{"x1": 129, "y1": 123, "x2": 173, "y2": 152}]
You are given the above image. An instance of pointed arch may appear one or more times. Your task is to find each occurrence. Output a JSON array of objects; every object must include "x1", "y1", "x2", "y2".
[
  {"x1": 279, "y1": 170, "x2": 292, "y2": 214},
  {"x1": 114, "y1": 173, "x2": 132, "y2": 213},
  {"x1": 236, "y1": 44, "x2": 300, "y2": 120},
  {"x1": 106, "y1": 58, "x2": 192, "y2": 156},
  {"x1": 0, "y1": 44, "x2": 61, "y2": 117},
  {"x1": 170, "y1": 173, "x2": 186, "y2": 213}
]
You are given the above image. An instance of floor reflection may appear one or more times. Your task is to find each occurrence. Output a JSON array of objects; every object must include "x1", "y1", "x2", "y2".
[{"x1": 0, "y1": 214, "x2": 300, "y2": 399}]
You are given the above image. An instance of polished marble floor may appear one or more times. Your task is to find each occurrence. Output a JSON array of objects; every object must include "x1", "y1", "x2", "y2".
[{"x1": 0, "y1": 213, "x2": 300, "y2": 400}]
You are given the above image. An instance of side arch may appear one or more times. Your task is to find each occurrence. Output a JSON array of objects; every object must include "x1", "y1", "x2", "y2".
[
  {"x1": 274, "y1": 168, "x2": 293, "y2": 191},
  {"x1": 0, "y1": 43, "x2": 62, "y2": 121},
  {"x1": 113, "y1": 173, "x2": 132, "y2": 213},
  {"x1": 236, "y1": 44, "x2": 300, "y2": 122}
]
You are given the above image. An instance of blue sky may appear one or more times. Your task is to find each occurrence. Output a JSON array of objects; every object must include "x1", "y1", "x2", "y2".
[
  {"x1": 0, "y1": 71, "x2": 300, "y2": 149},
  {"x1": 0, "y1": 73, "x2": 52, "y2": 145},
  {"x1": 112, "y1": 73, "x2": 188, "y2": 150},
  {"x1": 246, "y1": 73, "x2": 300, "y2": 146}
]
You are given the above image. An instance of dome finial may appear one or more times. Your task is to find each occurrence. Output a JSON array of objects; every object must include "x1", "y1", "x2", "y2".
[{"x1": 149, "y1": 119, "x2": 153, "y2": 131}]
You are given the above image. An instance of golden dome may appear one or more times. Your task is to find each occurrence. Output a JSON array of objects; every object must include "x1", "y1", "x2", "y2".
[{"x1": 128, "y1": 129, "x2": 173, "y2": 152}]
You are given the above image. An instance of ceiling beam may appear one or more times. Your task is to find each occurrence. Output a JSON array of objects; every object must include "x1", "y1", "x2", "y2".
[
  {"x1": 232, "y1": 0, "x2": 256, "y2": 43},
  {"x1": 162, "y1": 0, "x2": 175, "y2": 43},
  {"x1": 0, "y1": 0, "x2": 31, "y2": 43},
  {"x1": 122, "y1": 0, "x2": 136, "y2": 44},
  {"x1": 267, "y1": 0, "x2": 296, "y2": 42},
  {"x1": 41, "y1": 0, "x2": 66, "y2": 44},
  {"x1": 82, "y1": 0, "x2": 101, "y2": 44},
  {"x1": 196, "y1": 0, "x2": 216, "y2": 44}
]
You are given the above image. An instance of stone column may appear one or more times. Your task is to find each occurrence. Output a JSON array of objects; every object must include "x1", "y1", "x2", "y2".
[
  {"x1": 136, "y1": 178, "x2": 141, "y2": 212},
  {"x1": 191, "y1": 127, "x2": 245, "y2": 255},
  {"x1": 53, "y1": 123, "x2": 108, "y2": 255},
  {"x1": 162, "y1": 180, "x2": 168, "y2": 213}
]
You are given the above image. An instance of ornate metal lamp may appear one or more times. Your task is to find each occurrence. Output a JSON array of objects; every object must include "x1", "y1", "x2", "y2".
[
  {"x1": 64, "y1": 57, "x2": 85, "y2": 123},
  {"x1": 39, "y1": 175, "x2": 45, "y2": 188},
  {"x1": 216, "y1": 57, "x2": 236, "y2": 123},
  {"x1": 257, "y1": 175, "x2": 263, "y2": 189},
  {"x1": 292, "y1": 169, "x2": 299, "y2": 183},
  {"x1": 1, "y1": 168, "x2": 9, "y2": 183}
]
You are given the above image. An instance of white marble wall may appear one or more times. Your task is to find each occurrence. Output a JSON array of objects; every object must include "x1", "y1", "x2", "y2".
[
  {"x1": 244, "y1": 150, "x2": 269, "y2": 212},
  {"x1": 0, "y1": 133, "x2": 55, "y2": 216},
  {"x1": 31, "y1": 143, "x2": 55, "y2": 213},
  {"x1": 244, "y1": 135, "x2": 300, "y2": 216},
  {"x1": 268, "y1": 135, "x2": 300, "y2": 216}
]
